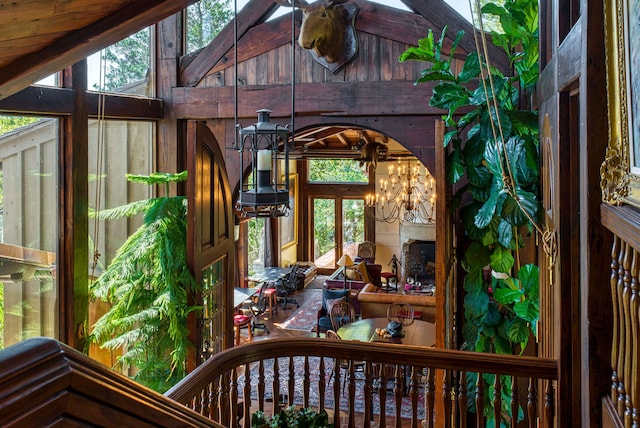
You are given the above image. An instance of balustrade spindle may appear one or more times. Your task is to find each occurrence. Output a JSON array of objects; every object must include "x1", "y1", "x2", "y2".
[
  {"x1": 409, "y1": 367, "x2": 420, "y2": 428},
  {"x1": 631, "y1": 249, "x2": 640, "y2": 428},
  {"x1": 288, "y1": 357, "x2": 295, "y2": 407},
  {"x1": 394, "y1": 365, "x2": 403, "y2": 427},
  {"x1": 426, "y1": 367, "x2": 435, "y2": 428},
  {"x1": 443, "y1": 371, "x2": 452, "y2": 427},
  {"x1": 257, "y1": 360, "x2": 265, "y2": 412},
  {"x1": 612, "y1": 236, "x2": 621, "y2": 405},
  {"x1": 545, "y1": 381, "x2": 555, "y2": 426},
  {"x1": 510, "y1": 375, "x2": 518, "y2": 428},
  {"x1": 220, "y1": 371, "x2": 231, "y2": 426},
  {"x1": 318, "y1": 357, "x2": 326, "y2": 411},
  {"x1": 348, "y1": 361, "x2": 356, "y2": 428},
  {"x1": 458, "y1": 371, "x2": 468, "y2": 428},
  {"x1": 211, "y1": 374, "x2": 221, "y2": 421},
  {"x1": 273, "y1": 358, "x2": 281, "y2": 413},
  {"x1": 493, "y1": 375, "x2": 501, "y2": 425},
  {"x1": 623, "y1": 243, "x2": 633, "y2": 421},
  {"x1": 303, "y1": 356, "x2": 310, "y2": 408},
  {"x1": 476, "y1": 374, "x2": 485, "y2": 427},
  {"x1": 363, "y1": 362, "x2": 373, "y2": 427},
  {"x1": 333, "y1": 357, "x2": 341, "y2": 428},
  {"x1": 527, "y1": 378, "x2": 537, "y2": 428},
  {"x1": 379, "y1": 364, "x2": 388, "y2": 428},
  {"x1": 618, "y1": 243, "x2": 628, "y2": 416}
]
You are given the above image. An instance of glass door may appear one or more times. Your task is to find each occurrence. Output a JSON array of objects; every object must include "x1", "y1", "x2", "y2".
[
  {"x1": 312, "y1": 198, "x2": 365, "y2": 275},
  {"x1": 312, "y1": 198, "x2": 336, "y2": 272}
]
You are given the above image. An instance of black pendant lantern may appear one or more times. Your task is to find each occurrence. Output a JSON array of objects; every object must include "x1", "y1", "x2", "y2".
[
  {"x1": 233, "y1": 0, "x2": 296, "y2": 218},
  {"x1": 235, "y1": 109, "x2": 291, "y2": 218}
]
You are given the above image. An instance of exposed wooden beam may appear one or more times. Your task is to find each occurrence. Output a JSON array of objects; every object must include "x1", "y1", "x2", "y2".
[
  {"x1": 0, "y1": 86, "x2": 163, "y2": 119},
  {"x1": 172, "y1": 80, "x2": 443, "y2": 119},
  {"x1": 0, "y1": 0, "x2": 198, "y2": 100}
]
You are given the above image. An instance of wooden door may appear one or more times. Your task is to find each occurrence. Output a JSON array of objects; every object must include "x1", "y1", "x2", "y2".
[{"x1": 186, "y1": 121, "x2": 236, "y2": 366}]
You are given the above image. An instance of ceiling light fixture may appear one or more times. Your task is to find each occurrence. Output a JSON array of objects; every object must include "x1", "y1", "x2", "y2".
[{"x1": 364, "y1": 158, "x2": 436, "y2": 224}]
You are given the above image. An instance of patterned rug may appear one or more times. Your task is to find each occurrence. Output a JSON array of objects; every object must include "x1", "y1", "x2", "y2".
[
  {"x1": 238, "y1": 356, "x2": 425, "y2": 420},
  {"x1": 275, "y1": 289, "x2": 323, "y2": 331}
]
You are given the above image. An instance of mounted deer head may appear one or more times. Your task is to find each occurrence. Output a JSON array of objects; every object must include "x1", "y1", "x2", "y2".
[{"x1": 275, "y1": 0, "x2": 359, "y2": 72}]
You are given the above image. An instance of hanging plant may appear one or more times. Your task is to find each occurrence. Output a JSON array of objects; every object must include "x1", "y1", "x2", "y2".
[
  {"x1": 400, "y1": 0, "x2": 540, "y2": 424},
  {"x1": 88, "y1": 171, "x2": 200, "y2": 393}
]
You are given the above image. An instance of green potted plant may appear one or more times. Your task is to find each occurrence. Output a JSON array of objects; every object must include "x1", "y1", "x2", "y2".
[
  {"x1": 251, "y1": 406, "x2": 333, "y2": 428},
  {"x1": 88, "y1": 171, "x2": 200, "y2": 393},
  {"x1": 400, "y1": 0, "x2": 540, "y2": 424}
]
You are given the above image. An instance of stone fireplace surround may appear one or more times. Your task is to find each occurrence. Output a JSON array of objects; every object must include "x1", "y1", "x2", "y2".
[{"x1": 399, "y1": 222, "x2": 436, "y2": 285}]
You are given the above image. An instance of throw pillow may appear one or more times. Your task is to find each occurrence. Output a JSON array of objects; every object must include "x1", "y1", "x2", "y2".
[
  {"x1": 346, "y1": 262, "x2": 370, "y2": 283},
  {"x1": 322, "y1": 288, "x2": 350, "y2": 311}
]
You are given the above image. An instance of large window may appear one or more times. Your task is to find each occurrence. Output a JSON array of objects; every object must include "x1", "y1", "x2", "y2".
[
  {"x1": 0, "y1": 116, "x2": 59, "y2": 350},
  {"x1": 186, "y1": 0, "x2": 233, "y2": 54},
  {"x1": 307, "y1": 159, "x2": 368, "y2": 183}
]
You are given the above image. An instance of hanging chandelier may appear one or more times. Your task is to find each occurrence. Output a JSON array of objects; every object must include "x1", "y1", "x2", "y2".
[
  {"x1": 234, "y1": 0, "x2": 295, "y2": 218},
  {"x1": 364, "y1": 158, "x2": 436, "y2": 223}
]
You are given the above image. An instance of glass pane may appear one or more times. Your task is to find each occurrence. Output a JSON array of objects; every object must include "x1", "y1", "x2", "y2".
[
  {"x1": 308, "y1": 159, "x2": 368, "y2": 183},
  {"x1": 313, "y1": 198, "x2": 335, "y2": 269},
  {"x1": 0, "y1": 116, "x2": 59, "y2": 350},
  {"x1": 342, "y1": 199, "x2": 364, "y2": 259},
  {"x1": 88, "y1": 27, "x2": 153, "y2": 95},
  {"x1": 201, "y1": 257, "x2": 226, "y2": 362},
  {"x1": 186, "y1": 0, "x2": 234, "y2": 54},
  {"x1": 247, "y1": 217, "x2": 265, "y2": 276},
  {"x1": 87, "y1": 119, "x2": 153, "y2": 367}
]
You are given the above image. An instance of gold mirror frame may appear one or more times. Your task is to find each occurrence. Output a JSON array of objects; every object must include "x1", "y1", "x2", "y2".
[{"x1": 600, "y1": 0, "x2": 640, "y2": 206}]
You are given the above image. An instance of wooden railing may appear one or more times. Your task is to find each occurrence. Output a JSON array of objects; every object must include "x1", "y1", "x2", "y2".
[
  {"x1": 0, "y1": 337, "x2": 220, "y2": 428},
  {"x1": 167, "y1": 338, "x2": 558, "y2": 428},
  {"x1": 602, "y1": 204, "x2": 640, "y2": 427}
]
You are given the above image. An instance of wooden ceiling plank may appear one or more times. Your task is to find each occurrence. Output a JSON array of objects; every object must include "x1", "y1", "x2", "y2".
[{"x1": 0, "y1": 0, "x2": 198, "y2": 100}]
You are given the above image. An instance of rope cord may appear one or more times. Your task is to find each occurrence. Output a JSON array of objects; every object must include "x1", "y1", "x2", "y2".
[
  {"x1": 467, "y1": 0, "x2": 556, "y2": 263},
  {"x1": 90, "y1": 51, "x2": 107, "y2": 278}
]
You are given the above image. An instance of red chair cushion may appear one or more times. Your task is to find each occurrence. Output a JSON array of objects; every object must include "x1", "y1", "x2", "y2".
[{"x1": 234, "y1": 314, "x2": 251, "y2": 325}]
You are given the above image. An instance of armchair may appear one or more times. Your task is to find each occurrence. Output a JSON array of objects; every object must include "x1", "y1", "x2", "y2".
[{"x1": 316, "y1": 287, "x2": 351, "y2": 337}]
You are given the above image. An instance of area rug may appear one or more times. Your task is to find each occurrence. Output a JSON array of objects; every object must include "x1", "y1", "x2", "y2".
[
  {"x1": 275, "y1": 289, "x2": 323, "y2": 331},
  {"x1": 237, "y1": 356, "x2": 425, "y2": 420}
]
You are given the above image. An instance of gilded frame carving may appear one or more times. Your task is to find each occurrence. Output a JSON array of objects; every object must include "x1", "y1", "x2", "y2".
[{"x1": 601, "y1": 0, "x2": 640, "y2": 206}]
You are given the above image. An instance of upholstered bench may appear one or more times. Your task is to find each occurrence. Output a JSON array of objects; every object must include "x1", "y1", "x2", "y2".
[{"x1": 295, "y1": 261, "x2": 317, "y2": 289}]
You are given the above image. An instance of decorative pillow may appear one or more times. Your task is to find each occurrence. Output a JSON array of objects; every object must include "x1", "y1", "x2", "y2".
[
  {"x1": 346, "y1": 262, "x2": 370, "y2": 283},
  {"x1": 322, "y1": 288, "x2": 350, "y2": 311}
]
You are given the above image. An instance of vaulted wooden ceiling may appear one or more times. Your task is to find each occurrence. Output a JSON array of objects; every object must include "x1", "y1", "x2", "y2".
[{"x1": 0, "y1": 0, "x2": 197, "y2": 100}]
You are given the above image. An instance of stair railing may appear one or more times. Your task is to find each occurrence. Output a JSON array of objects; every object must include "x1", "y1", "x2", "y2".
[{"x1": 166, "y1": 337, "x2": 558, "y2": 428}]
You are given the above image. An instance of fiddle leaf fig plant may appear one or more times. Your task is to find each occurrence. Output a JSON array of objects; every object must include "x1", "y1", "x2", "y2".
[
  {"x1": 88, "y1": 171, "x2": 199, "y2": 393},
  {"x1": 401, "y1": 0, "x2": 539, "y2": 424}
]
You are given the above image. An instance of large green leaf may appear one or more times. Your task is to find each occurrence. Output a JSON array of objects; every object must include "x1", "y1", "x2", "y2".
[
  {"x1": 514, "y1": 300, "x2": 538, "y2": 322},
  {"x1": 464, "y1": 290, "x2": 490, "y2": 319},
  {"x1": 463, "y1": 240, "x2": 491, "y2": 270},
  {"x1": 475, "y1": 186, "x2": 507, "y2": 229},
  {"x1": 430, "y1": 81, "x2": 470, "y2": 110},
  {"x1": 447, "y1": 149, "x2": 466, "y2": 183},
  {"x1": 500, "y1": 187, "x2": 539, "y2": 226},
  {"x1": 490, "y1": 244, "x2": 514, "y2": 273},
  {"x1": 458, "y1": 52, "x2": 481, "y2": 83},
  {"x1": 493, "y1": 287, "x2": 523, "y2": 305},
  {"x1": 497, "y1": 219, "x2": 515, "y2": 248},
  {"x1": 517, "y1": 263, "x2": 539, "y2": 297},
  {"x1": 464, "y1": 268, "x2": 485, "y2": 293},
  {"x1": 506, "y1": 318, "x2": 531, "y2": 344}
]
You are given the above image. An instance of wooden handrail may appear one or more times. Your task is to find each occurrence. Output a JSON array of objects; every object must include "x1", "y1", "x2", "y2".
[
  {"x1": 167, "y1": 338, "x2": 558, "y2": 428},
  {"x1": 0, "y1": 337, "x2": 221, "y2": 428}
]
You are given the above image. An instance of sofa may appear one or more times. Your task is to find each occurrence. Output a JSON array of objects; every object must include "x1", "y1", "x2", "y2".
[{"x1": 356, "y1": 283, "x2": 436, "y2": 323}]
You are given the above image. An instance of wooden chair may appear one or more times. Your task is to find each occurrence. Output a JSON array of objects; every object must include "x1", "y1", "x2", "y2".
[
  {"x1": 387, "y1": 302, "x2": 415, "y2": 326},
  {"x1": 324, "y1": 329, "x2": 364, "y2": 395},
  {"x1": 329, "y1": 301, "x2": 356, "y2": 331}
]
